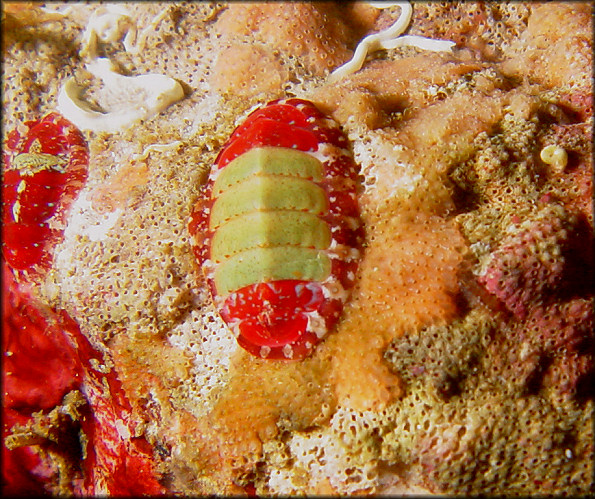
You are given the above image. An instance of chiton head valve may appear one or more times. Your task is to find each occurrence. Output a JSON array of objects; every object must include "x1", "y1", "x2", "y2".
[{"x1": 189, "y1": 98, "x2": 362, "y2": 360}]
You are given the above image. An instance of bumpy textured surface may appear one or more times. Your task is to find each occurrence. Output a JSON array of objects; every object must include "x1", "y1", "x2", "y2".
[{"x1": 2, "y1": 2, "x2": 593, "y2": 496}]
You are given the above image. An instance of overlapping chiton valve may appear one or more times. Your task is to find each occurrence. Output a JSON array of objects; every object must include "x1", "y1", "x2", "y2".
[{"x1": 189, "y1": 99, "x2": 362, "y2": 360}]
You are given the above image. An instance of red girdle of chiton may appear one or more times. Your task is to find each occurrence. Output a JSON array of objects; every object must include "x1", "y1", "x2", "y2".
[
  {"x1": 2, "y1": 113, "x2": 89, "y2": 274},
  {"x1": 189, "y1": 98, "x2": 363, "y2": 360}
]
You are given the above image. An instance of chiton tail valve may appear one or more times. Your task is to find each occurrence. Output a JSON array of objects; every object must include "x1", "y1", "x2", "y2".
[
  {"x1": 2, "y1": 113, "x2": 89, "y2": 275},
  {"x1": 189, "y1": 98, "x2": 363, "y2": 360}
]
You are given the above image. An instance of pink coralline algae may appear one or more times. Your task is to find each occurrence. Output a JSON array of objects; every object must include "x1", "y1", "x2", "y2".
[
  {"x1": 478, "y1": 203, "x2": 594, "y2": 399},
  {"x1": 487, "y1": 297, "x2": 594, "y2": 400},
  {"x1": 478, "y1": 207, "x2": 573, "y2": 319},
  {"x1": 529, "y1": 298, "x2": 594, "y2": 398},
  {"x1": 557, "y1": 91, "x2": 594, "y2": 122}
]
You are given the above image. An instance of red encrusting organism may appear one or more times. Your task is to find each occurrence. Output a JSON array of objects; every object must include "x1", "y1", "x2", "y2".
[
  {"x1": 189, "y1": 98, "x2": 362, "y2": 360},
  {"x1": 2, "y1": 260, "x2": 165, "y2": 496},
  {"x1": 2, "y1": 112, "x2": 88, "y2": 274}
]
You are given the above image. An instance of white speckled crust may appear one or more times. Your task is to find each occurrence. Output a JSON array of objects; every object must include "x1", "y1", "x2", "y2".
[{"x1": 57, "y1": 58, "x2": 184, "y2": 133}]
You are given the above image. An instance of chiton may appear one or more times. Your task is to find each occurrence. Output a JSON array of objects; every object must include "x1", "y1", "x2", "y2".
[
  {"x1": 189, "y1": 98, "x2": 362, "y2": 360},
  {"x1": 2, "y1": 112, "x2": 88, "y2": 273}
]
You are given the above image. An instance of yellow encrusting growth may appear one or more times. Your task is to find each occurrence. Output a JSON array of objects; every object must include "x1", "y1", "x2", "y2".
[{"x1": 12, "y1": 152, "x2": 67, "y2": 173}]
